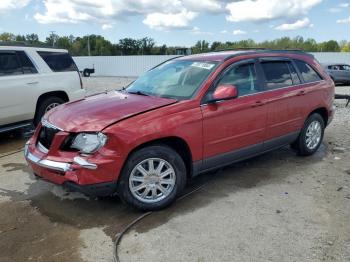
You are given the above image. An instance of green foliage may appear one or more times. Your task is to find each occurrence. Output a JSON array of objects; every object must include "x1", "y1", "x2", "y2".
[{"x1": 0, "y1": 32, "x2": 349, "y2": 55}]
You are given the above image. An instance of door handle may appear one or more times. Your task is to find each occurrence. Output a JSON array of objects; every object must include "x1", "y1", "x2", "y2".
[
  {"x1": 297, "y1": 90, "x2": 306, "y2": 96},
  {"x1": 251, "y1": 101, "x2": 266, "y2": 107},
  {"x1": 27, "y1": 81, "x2": 39, "y2": 85}
]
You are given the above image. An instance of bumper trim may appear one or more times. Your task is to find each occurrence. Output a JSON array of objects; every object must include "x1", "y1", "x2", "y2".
[
  {"x1": 25, "y1": 143, "x2": 72, "y2": 172},
  {"x1": 25, "y1": 142, "x2": 99, "y2": 172},
  {"x1": 73, "y1": 156, "x2": 97, "y2": 170}
]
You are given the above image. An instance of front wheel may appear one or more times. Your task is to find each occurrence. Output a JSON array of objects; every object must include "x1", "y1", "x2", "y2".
[
  {"x1": 117, "y1": 145, "x2": 187, "y2": 211},
  {"x1": 292, "y1": 113, "x2": 325, "y2": 156}
]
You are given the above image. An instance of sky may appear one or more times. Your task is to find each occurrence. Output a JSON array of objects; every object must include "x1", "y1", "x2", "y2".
[{"x1": 0, "y1": 0, "x2": 350, "y2": 46}]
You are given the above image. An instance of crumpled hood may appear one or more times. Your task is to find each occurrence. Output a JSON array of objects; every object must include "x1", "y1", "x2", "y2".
[{"x1": 45, "y1": 91, "x2": 177, "y2": 132}]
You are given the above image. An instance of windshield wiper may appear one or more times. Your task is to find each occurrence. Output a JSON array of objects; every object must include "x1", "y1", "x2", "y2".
[{"x1": 127, "y1": 90, "x2": 150, "y2": 96}]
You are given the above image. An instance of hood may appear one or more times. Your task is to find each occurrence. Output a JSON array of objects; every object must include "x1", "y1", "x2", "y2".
[{"x1": 45, "y1": 91, "x2": 177, "y2": 132}]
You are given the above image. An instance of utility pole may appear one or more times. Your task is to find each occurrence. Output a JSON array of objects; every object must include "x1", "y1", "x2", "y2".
[
  {"x1": 87, "y1": 35, "x2": 91, "y2": 56},
  {"x1": 50, "y1": 31, "x2": 55, "y2": 47}
]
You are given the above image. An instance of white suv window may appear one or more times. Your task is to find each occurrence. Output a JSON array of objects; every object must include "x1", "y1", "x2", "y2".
[
  {"x1": 37, "y1": 51, "x2": 78, "y2": 72},
  {"x1": 0, "y1": 52, "x2": 23, "y2": 76}
]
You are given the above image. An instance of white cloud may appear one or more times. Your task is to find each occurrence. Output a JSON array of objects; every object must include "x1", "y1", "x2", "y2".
[
  {"x1": 233, "y1": 29, "x2": 247, "y2": 35},
  {"x1": 102, "y1": 24, "x2": 113, "y2": 30},
  {"x1": 143, "y1": 10, "x2": 198, "y2": 30},
  {"x1": 226, "y1": 0, "x2": 322, "y2": 22},
  {"x1": 329, "y1": 3, "x2": 349, "y2": 13},
  {"x1": 220, "y1": 30, "x2": 228, "y2": 34},
  {"x1": 33, "y1": 0, "x2": 228, "y2": 30},
  {"x1": 337, "y1": 16, "x2": 350, "y2": 23},
  {"x1": 275, "y1": 17, "x2": 313, "y2": 31},
  {"x1": 329, "y1": 8, "x2": 341, "y2": 13},
  {"x1": 0, "y1": 0, "x2": 30, "y2": 12},
  {"x1": 183, "y1": 0, "x2": 222, "y2": 13},
  {"x1": 339, "y1": 3, "x2": 350, "y2": 8},
  {"x1": 191, "y1": 26, "x2": 213, "y2": 35}
]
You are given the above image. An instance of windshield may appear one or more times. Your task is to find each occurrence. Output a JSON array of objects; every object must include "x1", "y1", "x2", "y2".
[{"x1": 126, "y1": 60, "x2": 218, "y2": 100}]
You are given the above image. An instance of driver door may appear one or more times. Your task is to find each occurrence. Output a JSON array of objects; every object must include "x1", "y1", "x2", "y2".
[{"x1": 200, "y1": 60, "x2": 268, "y2": 170}]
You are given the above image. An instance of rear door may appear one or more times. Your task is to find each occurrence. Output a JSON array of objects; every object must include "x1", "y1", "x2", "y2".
[
  {"x1": 338, "y1": 65, "x2": 350, "y2": 82},
  {"x1": 258, "y1": 58, "x2": 304, "y2": 149},
  {"x1": 328, "y1": 65, "x2": 346, "y2": 82},
  {"x1": 0, "y1": 51, "x2": 38, "y2": 125},
  {"x1": 201, "y1": 59, "x2": 268, "y2": 170}
]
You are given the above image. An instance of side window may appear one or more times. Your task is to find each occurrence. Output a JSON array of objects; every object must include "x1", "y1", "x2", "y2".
[
  {"x1": 17, "y1": 51, "x2": 38, "y2": 74},
  {"x1": 294, "y1": 60, "x2": 322, "y2": 83},
  {"x1": 287, "y1": 62, "x2": 301, "y2": 85},
  {"x1": 261, "y1": 61, "x2": 294, "y2": 90},
  {"x1": 37, "y1": 51, "x2": 78, "y2": 72},
  {"x1": 339, "y1": 65, "x2": 350, "y2": 71},
  {"x1": 217, "y1": 63, "x2": 259, "y2": 96},
  {"x1": 0, "y1": 53, "x2": 23, "y2": 76}
]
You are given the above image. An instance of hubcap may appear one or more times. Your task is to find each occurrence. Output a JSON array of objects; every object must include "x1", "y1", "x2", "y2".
[
  {"x1": 45, "y1": 103, "x2": 60, "y2": 113},
  {"x1": 129, "y1": 158, "x2": 176, "y2": 204},
  {"x1": 305, "y1": 120, "x2": 322, "y2": 150}
]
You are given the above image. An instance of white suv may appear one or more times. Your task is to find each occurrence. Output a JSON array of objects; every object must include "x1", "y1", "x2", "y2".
[{"x1": 0, "y1": 46, "x2": 86, "y2": 132}]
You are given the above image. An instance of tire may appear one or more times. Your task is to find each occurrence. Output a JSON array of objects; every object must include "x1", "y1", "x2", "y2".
[
  {"x1": 83, "y1": 69, "x2": 90, "y2": 77},
  {"x1": 34, "y1": 96, "x2": 65, "y2": 126},
  {"x1": 117, "y1": 145, "x2": 187, "y2": 211},
  {"x1": 292, "y1": 113, "x2": 325, "y2": 156}
]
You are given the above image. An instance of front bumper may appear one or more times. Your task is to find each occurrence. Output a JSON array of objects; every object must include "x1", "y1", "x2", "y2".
[
  {"x1": 25, "y1": 144, "x2": 97, "y2": 172},
  {"x1": 24, "y1": 139, "x2": 121, "y2": 196}
]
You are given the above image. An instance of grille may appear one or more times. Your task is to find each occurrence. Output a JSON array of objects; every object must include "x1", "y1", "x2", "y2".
[{"x1": 37, "y1": 125, "x2": 60, "y2": 149}]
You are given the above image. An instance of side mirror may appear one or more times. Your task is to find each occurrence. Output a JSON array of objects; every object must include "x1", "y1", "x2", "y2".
[{"x1": 209, "y1": 84, "x2": 238, "y2": 103}]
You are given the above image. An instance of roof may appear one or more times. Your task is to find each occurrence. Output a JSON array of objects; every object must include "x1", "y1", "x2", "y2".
[
  {"x1": 322, "y1": 62, "x2": 350, "y2": 66},
  {"x1": 0, "y1": 45, "x2": 68, "y2": 53},
  {"x1": 177, "y1": 49, "x2": 312, "y2": 62}
]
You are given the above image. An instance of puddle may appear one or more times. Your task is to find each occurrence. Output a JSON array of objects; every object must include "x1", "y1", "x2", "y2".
[
  {"x1": 0, "y1": 201, "x2": 83, "y2": 262},
  {"x1": 0, "y1": 130, "x2": 27, "y2": 156}
]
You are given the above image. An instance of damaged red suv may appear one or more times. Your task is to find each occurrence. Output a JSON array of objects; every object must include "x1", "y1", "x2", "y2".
[{"x1": 25, "y1": 50, "x2": 334, "y2": 210}]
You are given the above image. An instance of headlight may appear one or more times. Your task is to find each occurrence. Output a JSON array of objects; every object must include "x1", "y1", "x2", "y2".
[{"x1": 71, "y1": 132, "x2": 107, "y2": 154}]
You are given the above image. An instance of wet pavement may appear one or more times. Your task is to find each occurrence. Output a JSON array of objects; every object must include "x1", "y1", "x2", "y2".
[{"x1": 0, "y1": 81, "x2": 349, "y2": 262}]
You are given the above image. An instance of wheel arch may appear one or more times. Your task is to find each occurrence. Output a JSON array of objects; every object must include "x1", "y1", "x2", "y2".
[
  {"x1": 34, "y1": 91, "x2": 69, "y2": 119},
  {"x1": 124, "y1": 136, "x2": 194, "y2": 179},
  {"x1": 308, "y1": 107, "x2": 328, "y2": 126}
]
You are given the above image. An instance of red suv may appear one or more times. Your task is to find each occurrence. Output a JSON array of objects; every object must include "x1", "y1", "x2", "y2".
[{"x1": 25, "y1": 50, "x2": 334, "y2": 210}]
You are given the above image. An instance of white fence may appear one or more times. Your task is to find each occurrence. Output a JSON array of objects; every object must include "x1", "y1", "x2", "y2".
[
  {"x1": 73, "y1": 52, "x2": 350, "y2": 77},
  {"x1": 73, "y1": 55, "x2": 178, "y2": 77},
  {"x1": 311, "y1": 52, "x2": 350, "y2": 64}
]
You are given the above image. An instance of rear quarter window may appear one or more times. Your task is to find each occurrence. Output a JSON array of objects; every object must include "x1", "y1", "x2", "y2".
[
  {"x1": 37, "y1": 51, "x2": 78, "y2": 72},
  {"x1": 261, "y1": 61, "x2": 294, "y2": 90},
  {"x1": 294, "y1": 60, "x2": 322, "y2": 83}
]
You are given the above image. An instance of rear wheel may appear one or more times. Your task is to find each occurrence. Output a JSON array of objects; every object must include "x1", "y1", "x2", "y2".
[
  {"x1": 34, "y1": 96, "x2": 65, "y2": 126},
  {"x1": 292, "y1": 113, "x2": 325, "y2": 156},
  {"x1": 117, "y1": 145, "x2": 187, "y2": 211}
]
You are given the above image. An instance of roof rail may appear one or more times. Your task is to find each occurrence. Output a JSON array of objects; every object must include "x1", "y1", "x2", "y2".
[
  {"x1": 220, "y1": 48, "x2": 313, "y2": 61},
  {"x1": 211, "y1": 47, "x2": 306, "y2": 53},
  {"x1": 0, "y1": 41, "x2": 55, "y2": 49},
  {"x1": 212, "y1": 47, "x2": 268, "y2": 52}
]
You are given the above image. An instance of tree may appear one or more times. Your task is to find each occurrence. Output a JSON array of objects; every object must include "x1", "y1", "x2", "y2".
[
  {"x1": 0, "y1": 32, "x2": 15, "y2": 42},
  {"x1": 192, "y1": 40, "x2": 210, "y2": 54},
  {"x1": 25, "y1": 34, "x2": 39, "y2": 44},
  {"x1": 318, "y1": 40, "x2": 340, "y2": 52}
]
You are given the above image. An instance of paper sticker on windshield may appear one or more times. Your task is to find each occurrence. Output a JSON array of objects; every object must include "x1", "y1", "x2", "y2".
[{"x1": 191, "y1": 62, "x2": 215, "y2": 70}]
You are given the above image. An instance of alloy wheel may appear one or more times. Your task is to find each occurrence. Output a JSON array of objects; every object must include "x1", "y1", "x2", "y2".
[{"x1": 129, "y1": 158, "x2": 176, "y2": 203}]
